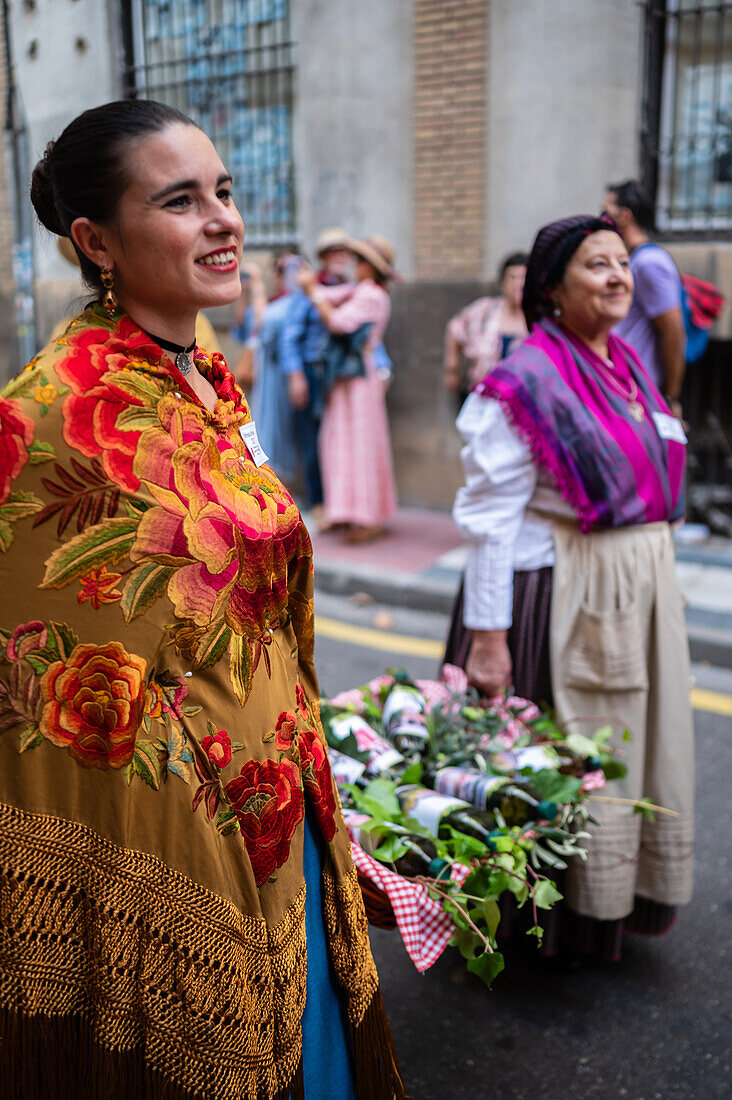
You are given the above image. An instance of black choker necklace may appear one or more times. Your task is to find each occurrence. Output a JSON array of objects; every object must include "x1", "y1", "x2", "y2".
[{"x1": 145, "y1": 330, "x2": 197, "y2": 376}]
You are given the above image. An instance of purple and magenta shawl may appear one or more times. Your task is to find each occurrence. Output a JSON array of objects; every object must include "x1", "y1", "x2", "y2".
[{"x1": 474, "y1": 319, "x2": 686, "y2": 532}]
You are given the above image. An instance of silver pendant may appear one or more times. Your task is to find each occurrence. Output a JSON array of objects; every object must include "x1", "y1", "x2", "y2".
[
  {"x1": 628, "y1": 400, "x2": 644, "y2": 422},
  {"x1": 176, "y1": 351, "x2": 193, "y2": 376}
]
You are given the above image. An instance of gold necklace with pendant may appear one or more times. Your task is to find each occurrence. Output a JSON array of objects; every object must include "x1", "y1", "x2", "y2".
[{"x1": 599, "y1": 355, "x2": 644, "y2": 421}]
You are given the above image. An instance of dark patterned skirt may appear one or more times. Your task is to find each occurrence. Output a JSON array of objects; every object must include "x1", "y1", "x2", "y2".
[{"x1": 442, "y1": 567, "x2": 678, "y2": 962}]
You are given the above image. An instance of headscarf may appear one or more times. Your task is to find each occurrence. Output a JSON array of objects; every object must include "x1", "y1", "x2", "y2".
[{"x1": 522, "y1": 213, "x2": 620, "y2": 327}]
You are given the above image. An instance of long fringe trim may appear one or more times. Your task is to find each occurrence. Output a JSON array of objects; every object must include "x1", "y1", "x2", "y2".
[
  {"x1": 0, "y1": 1005, "x2": 311, "y2": 1100},
  {"x1": 351, "y1": 985, "x2": 406, "y2": 1100}
]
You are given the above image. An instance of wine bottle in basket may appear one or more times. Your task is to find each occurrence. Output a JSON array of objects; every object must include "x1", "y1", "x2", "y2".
[
  {"x1": 396, "y1": 784, "x2": 498, "y2": 845},
  {"x1": 352, "y1": 820, "x2": 450, "y2": 881},
  {"x1": 381, "y1": 681, "x2": 430, "y2": 756},
  {"x1": 485, "y1": 783, "x2": 559, "y2": 826}
]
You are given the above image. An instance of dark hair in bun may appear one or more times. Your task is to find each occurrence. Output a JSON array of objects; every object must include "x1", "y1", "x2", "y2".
[{"x1": 30, "y1": 99, "x2": 197, "y2": 294}]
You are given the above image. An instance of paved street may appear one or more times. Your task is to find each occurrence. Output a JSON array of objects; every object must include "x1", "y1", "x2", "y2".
[{"x1": 313, "y1": 589, "x2": 732, "y2": 1100}]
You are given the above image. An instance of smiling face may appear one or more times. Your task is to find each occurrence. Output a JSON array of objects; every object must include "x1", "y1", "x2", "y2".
[
  {"x1": 86, "y1": 122, "x2": 245, "y2": 332},
  {"x1": 554, "y1": 230, "x2": 633, "y2": 338}
]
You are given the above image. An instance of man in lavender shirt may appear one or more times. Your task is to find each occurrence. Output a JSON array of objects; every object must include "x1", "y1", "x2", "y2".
[{"x1": 604, "y1": 180, "x2": 686, "y2": 415}]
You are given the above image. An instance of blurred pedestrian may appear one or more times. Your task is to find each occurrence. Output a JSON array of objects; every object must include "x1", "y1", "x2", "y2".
[
  {"x1": 604, "y1": 180, "x2": 686, "y2": 416},
  {"x1": 444, "y1": 252, "x2": 529, "y2": 400},
  {"x1": 300, "y1": 235, "x2": 398, "y2": 543},
  {"x1": 0, "y1": 98, "x2": 404, "y2": 1099},
  {"x1": 247, "y1": 249, "x2": 300, "y2": 484},
  {"x1": 446, "y1": 213, "x2": 692, "y2": 959},
  {"x1": 229, "y1": 259, "x2": 266, "y2": 389},
  {"x1": 280, "y1": 227, "x2": 352, "y2": 520}
]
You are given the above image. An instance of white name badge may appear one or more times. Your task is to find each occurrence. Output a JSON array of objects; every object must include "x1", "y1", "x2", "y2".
[
  {"x1": 652, "y1": 411, "x2": 687, "y2": 445},
  {"x1": 239, "y1": 421, "x2": 269, "y2": 467}
]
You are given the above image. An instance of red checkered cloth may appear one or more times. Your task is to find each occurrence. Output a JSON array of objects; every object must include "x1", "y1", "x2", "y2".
[{"x1": 348, "y1": 838, "x2": 470, "y2": 972}]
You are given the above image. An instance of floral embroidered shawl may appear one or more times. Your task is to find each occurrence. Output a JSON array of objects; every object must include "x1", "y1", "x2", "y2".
[{"x1": 0, "y1": 306, "x2": 403, "y2": 1100}]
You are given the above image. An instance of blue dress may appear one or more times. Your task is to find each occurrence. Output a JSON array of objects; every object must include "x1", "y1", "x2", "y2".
[
  {"x1": 296, "y1": 808, "x2": 356, "y2": 1099},
  {"x1": 249, "y1": 295, "x2": 298, "y2": 483}
]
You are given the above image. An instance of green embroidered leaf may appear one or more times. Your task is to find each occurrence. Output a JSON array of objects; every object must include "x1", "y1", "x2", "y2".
[
  {"x1": 18, "y1": 722, "x2": 43, "y2": 752},
  {"x1": 0, "y1": 519, "x2": 13, "y2": 553},
  {"x1": 132, "y1": 739, "x2": 164, "y2": 790},
  {"x1": 194, "y1": 620, "x2": 231, "y2": 669},
  {"x1": 26, "y1": 654, "x2": 53, "y2": 675},
  {"x1": 229, "y1": 631, "x2": 253, "y2": 707},
  {"x1": 120, "y1": 562, "x2": 173, "y2": 622},
  {"x1": 262, "y1": 730, "x2": 275, "y2": 743},
  {"x1": 41, "y1": 516, "x2": 138, "y2": 589},
  {"x1": 114, "y1": 406, "x2": 159, "y2": 433},
  {"x1": 48, "y1": 621, "x2": 79, "y2": 661},
  {"x1": 125, "y1": 498, "x2": 150, "y2": 518},
  {"x1": 0, "y1": 492, "x2": 44, "y2": 521},
  {"x1": 28, "y1": 440, "x2": 56, "y2": 465},
  {"x1": 181, "y1": 703, "x2": 203, "y2": 716},
  {"x1": 108, "y1": 369, "x2": 165, "y2": 404},
  {"x1": 1, "y1": 365, "x2": 41, "y2": 400},
  {"x1": 216, "y1": 807, "x2": 240, "y2": 836}
]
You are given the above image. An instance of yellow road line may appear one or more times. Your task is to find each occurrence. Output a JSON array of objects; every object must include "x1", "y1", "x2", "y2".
[
  {"x1": 690, "y1": 687, "x2": 732, "y2": 718},
  {"x1": 315, "y1": 615, "x2": 732, "y2": 718},
  {"x1": 315, "y1": 615, "x2": 444, "y2": 660}
]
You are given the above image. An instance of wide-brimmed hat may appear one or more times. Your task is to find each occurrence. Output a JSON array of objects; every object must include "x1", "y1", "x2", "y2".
[
  {"x1": 347, "y1": 235, "x2": 397, "y2": 279},
  {"x1": 315, "y1": 227, "x2": 350, "y2": 257}
]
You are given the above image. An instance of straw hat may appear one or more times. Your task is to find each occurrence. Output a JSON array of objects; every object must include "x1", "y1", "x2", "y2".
[
  {"x1": 315, "y1": 226, "x2": 350, "y2": 257},
  {"x1": 346, "y1": 235, "x2": 397, "y2": 279}
]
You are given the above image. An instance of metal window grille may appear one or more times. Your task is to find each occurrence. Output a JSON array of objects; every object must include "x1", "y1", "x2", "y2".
[
  {"x1": 642, "y1": 0, "x2": 732, "y2": 234},
  {"x1": 123, "y1": 0, "x2": 296, "y2": 245}
]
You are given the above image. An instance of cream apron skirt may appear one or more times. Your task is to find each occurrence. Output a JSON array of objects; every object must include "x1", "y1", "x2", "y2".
[{"x1": 550, "y1": 520, "x2": 694, "y2": 921}]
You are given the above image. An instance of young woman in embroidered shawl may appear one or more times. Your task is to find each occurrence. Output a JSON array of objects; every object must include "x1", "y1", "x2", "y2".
[
  {"x1": 446, "y1": 214, "x2": 693, "y2": 960},
  {"x1": 0, "y1": 101, "x2": 404, "y2": 1100}
]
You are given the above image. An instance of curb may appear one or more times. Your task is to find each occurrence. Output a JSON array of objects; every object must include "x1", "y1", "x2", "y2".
[{"x1": 314, "y1": 562, "x2": 732, "y2": 671}]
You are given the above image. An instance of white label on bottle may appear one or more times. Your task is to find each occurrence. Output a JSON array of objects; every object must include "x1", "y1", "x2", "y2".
[
  {"x1": 652, "y1": 411, "x2": 687, "y2": 444},
  {"x1": 328, "y1": 749, "x2": 366, "y2": 787},
  {"x1": 239, "y1": 421, "x2": 269, "y2": 466},
  {"x1": 510, "y1": 745, "x2": 561, "y2": 772},
  {"x1": 329, "y1": 716, "x2": 404, "y2": 772},
  {"x1": 396, "y1": 785, "x2": 470, "y2": 836},
  {"x1": 382, "y1": 687, "x2": 426, "y2": 730}
]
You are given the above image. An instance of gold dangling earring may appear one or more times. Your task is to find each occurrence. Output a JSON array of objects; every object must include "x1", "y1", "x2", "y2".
[{"x1": 100, "y1": 266, "x2": 118, "y2": 316}]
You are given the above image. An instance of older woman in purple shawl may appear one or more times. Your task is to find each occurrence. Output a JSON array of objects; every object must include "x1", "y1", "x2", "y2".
[{"x1": 446, "y1": 214, "x2": 693, "y2": 960}]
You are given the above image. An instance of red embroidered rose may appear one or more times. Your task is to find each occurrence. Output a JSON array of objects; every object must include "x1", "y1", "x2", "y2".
[
  {"x1": 0, "y1": 396, "x2": 34, "y2": 504},
  {"x1": 224, "y1": 758, "x2": 304, "y2": 886},
  {"x1": 202, "y1": 729, "x2": 232, "y2": 769},
  {"x1": 274, "y1": 709, "x2": 298, "y2": 751},
  {"x1": 295, "y1": 683, "x2": 309, "y2": 721},
  {"x1": 56, "y1": 316, "x2": 166, "y2": 491},
  {"x1": 298, "y1": 728, "x2": 337, "y2": 843},
  {"x1": 39, "y1": 641, "x2": 147, "y2": 769}
]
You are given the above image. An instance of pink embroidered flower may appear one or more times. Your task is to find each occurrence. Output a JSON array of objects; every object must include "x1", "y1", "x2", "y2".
[
  {"x1": 6, "y1": 621, "x2": 47, "y2": 662},
  {"x1": 202, "y1": 729, "x2": 232, "y2": 769},
  {"x1": 130, "y1": 395, "x2": 307, "y2": 641}
]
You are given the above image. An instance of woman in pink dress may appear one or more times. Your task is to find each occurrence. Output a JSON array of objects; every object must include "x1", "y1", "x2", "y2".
[{"x1": 301, "y1": 235, "x2": 398, "y2": 543}]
